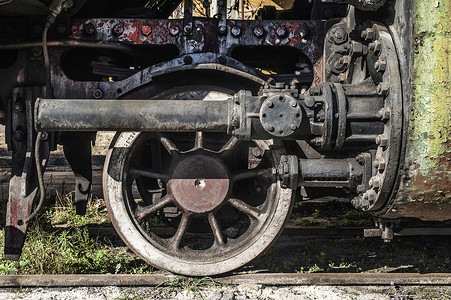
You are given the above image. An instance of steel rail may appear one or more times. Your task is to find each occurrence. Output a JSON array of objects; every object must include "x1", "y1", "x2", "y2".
[{"x1": 0, "y1": 273, "x2": 449, "y2": 287}]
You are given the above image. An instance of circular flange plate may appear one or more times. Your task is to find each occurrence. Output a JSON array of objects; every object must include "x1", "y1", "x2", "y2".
[{"x1": 260, "y1": 94, "x2": 302, "y2": 137}]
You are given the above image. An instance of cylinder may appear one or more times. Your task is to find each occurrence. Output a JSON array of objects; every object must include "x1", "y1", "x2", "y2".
[
  {"x1": 299, "y1": 158, "x2": 362, "y2": 188},
  {"x1": 35, "y1": 99, "x2": 232, "y2": 132}
]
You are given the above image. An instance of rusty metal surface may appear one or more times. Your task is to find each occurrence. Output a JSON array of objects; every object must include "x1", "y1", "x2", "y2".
[
  {"x1": 0, "y1": 273, "x2": 449, "y2": 287},
  {"x1": 35, "y1": 99, "x2": 231, "y2": 132},
  {"x1": 169, "y1": 154, "x2": 230, "y2": 214},
  {"x1": 383, "y1": 0, "x2": 451, "y2": 221}
]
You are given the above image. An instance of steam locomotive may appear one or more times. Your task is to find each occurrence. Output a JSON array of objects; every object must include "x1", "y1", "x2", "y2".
[{"x1": 0, "y1": 0, "x2": 449, "y2": 275}]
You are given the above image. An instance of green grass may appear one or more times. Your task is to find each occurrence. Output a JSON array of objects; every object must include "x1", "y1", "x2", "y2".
[{"x1": 0, "y1": 194, "x2": 152, "y2": 275}]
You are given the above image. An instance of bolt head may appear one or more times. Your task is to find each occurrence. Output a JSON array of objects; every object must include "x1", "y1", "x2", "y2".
[
  {"x1": 376, "y1": 134, "x2": 388, "y2": 148},
  {"x1": 13, "y1": 103, "x2": 23, "y2": 113},
  {"x1": 330, "y1": 27, "x2": 348, "y2": 44},
  {"x1": 93, "y1": 89, "x2": 103, "y2": 99},
  {"x1": 253, "y1": 26, "x2": 264, "y2": 38},
  {"x1": 218, "y1": 25, "x2": 227, "y2": 35},
  {"x1": 369, "y1": 175, "x2": 381, "y2": 188},
  {"x1": 337, "y1": 73, "x2": 347, "y2": 83},
  {"x1": 56, "y1": 24, "x2": 67, "y2": 34},
  {"x1": 350, "y1": 41, "x2": 363, "y2": 56},
  {"x1": 361, "y1": 28, "x2": 375, "y2": 41},
  {"x1": 367, "y1": 190, "x2": 378, "y2": 202},
  {"x1": 377, "y1": 82, "x2": 390, "y2": 96},
  {"x1": 299, "y1": 26, "x2": 309, "y2": 39},
  {"x1": 377, "y1": 107, "x2": 391, "y2": 121},
  {"x1": 113, "y1": 24, "x2": 124, "y2": 35},
  {"x1": 231, "y1": 26, "x2": 241, "y2": 37},
  {"x1": 276, "y1": 26, "x2": 287, "y2": 37},
  {"x1": 183, "y1": 25, "x2": 192, "y2": 34},
  {"x1": 14, "y1": 130, "x2": 24, "y2": 141},
  {"x1": 169, "y1": 25, "x2": 180, "y2": 36},
  {"x1": 369, "y1": 40, "x2": 382, "y2": 55},
  {"x1": 84, "y1": 23, "x2": 96, "y2": 35},
  {"x1": 266, "y1": 125, "x2": 274, "y2": 132},
  {"x1": 290, "y1": 124, "x2": 297, "y2": 131},
  {"x1": 375, "y1": 157, "x2": 386, "y2": 171},
  {"x1": 141, "y1": 25, "x2": 152, "y2": 36},
  {"x1": 266, "y1": 100, "x2": 274, "y2": 108},
  {"x1": 374, "y1": 59, "x2": 387, "y2": 72}
]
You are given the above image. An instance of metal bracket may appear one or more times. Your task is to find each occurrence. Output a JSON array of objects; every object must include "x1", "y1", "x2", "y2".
[{"x1": 5, "y1": 87, "x2": 49, "y2": 260}]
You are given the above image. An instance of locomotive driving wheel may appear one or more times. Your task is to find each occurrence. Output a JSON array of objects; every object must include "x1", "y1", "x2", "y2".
[{"x1": 103, "y1": 74, "x2": 294, "y2": 276}]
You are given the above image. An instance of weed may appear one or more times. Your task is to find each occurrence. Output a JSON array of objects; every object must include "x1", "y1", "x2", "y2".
[{"x1": 158, "y1": 276, "x2": 219, "y2": 299}]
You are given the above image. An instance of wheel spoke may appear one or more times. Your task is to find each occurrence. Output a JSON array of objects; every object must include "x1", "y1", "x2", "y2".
[
  {"x1": 219, "y1": 137, "x2": 239, "y2": 152},
  {"x1": 129, "y1": 166, "x2": 170, "y2": 181},
  {"x1": 228, "y1": 198, "x2": 261, "y2": 219},
  {"x1": 194, "y1": 131, "x2": 203, "y2": 149},
  {"x1": 230, "y1": 168, "x2": 273, "y2": 183},
  {"x1": 170, "y1": 212, "x2": 190, "y2": 250},
  {"x1": 208, "y1": 213, "x2": 225, "y2": 246},
  {"x1": 135, "y1": 194, "x2": 174, "y2": 221}
]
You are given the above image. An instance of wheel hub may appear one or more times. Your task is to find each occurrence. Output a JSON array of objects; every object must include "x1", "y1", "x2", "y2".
[{"x1": 168, "y1": 154, "x2": 230, "y2": 214}]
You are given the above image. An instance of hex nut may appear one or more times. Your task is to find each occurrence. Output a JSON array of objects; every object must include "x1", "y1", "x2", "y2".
[
  {"x1": 330, "y1": 27, "x2": 348, "y2": 45},
  {"x1": 376, "y1": 134, "x2": 388, "y2": 148},
  {"x1": 369, "y1": 175, "x2": 381, "y2": 189},
  {"x1": 374, "y1": 157, "x2": 386, "y2": 171},
  {"x1": 377, "y1": 107, "x2": 391, "y2": 121},
  {"x1": 361, "y1": 28, "x2": 375, "y2": 41},
  {"x1": 374, "y1": 59, "x2": 387, "y2": 72},
  {"x1": 350, "y1": 41, "x2": 363, "y2": 56},
  {"x1": 369, "y1": 40, "x2": 382, "y2": 55},
  {"x1": 377, "y1": 82, "x2": 390, "y2": 96}
]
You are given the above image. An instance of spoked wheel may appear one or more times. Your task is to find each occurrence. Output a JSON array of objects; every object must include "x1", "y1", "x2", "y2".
[{"x1": 103, "y1": 77, "x2": 294, "y2": 276}]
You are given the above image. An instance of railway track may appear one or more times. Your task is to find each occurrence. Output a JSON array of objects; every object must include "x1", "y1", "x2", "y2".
[{"x1": 0, "y1": 273, "x2": 449, "y2": 287}]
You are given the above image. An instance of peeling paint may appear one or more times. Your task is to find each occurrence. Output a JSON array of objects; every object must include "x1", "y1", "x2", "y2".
[{"x1": 392, "y1": 0, "x2": 451, "y2": 220}]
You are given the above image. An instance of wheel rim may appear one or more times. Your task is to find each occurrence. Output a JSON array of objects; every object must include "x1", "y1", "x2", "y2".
[{"x1": 103, "y1": 78, "x2": 294, "y2": 275}]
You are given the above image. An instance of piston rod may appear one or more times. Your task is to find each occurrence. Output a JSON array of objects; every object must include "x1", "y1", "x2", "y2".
[{"x1": 35, "y1": 99, "x2": 233, "y2": 132}]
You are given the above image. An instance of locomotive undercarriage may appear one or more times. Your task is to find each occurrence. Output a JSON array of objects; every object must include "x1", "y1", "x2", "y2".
[{"x1": 1, "y1": 0, "x2": 408, "y2": 275}]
